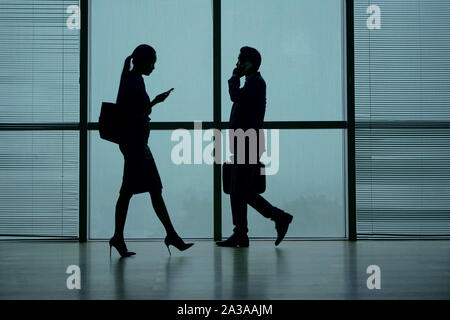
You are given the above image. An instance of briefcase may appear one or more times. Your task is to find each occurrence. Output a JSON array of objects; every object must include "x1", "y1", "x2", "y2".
[
  {"x1": 222, "y1": 161, "x2": 266, "y2": 195},
  {"x1": 99, "y1": 102, "x2": 122, "y2": 144}
]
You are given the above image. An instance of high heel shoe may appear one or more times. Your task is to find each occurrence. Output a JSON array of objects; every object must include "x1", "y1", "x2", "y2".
[
  {"x1": 109, "y1": 237, "x2": 136, "y2": 258},
  {"x1": 164, "y1": 234, "x2": 194, "y2": 256}
]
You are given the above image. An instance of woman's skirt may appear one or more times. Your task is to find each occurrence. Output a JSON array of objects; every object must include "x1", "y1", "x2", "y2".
[{"x1": 119, "y1": 141, "x2": 163, "y2": 195}]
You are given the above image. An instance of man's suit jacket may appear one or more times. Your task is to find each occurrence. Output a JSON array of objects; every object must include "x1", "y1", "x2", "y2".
[{"x1": 228, "y1": 72, "x2": 266, "y2": 161}]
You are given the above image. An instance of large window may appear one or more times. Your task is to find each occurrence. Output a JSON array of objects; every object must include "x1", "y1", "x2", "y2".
[
  {"x1": 89, "y1": 0, "x2": 347, "y2": 240},
  {"x1": 222, "y1": 0, "x2": 345, "y2": 122},
  {"x1": 0, "y1": 0, "x2": 80, "y2": 239},
  {"x1": 0, "y1": 0, "x2": 347, "y2": 240},
  {"x1": 221, "y1": 0, "x2": 347, "y2": 238},
  {"x1": 3, "y1": 0, "x2": 449, "y2": 241},
  {"x1": 89, "y1": 0, "x2": 213, "y2": 123},
  {"x1": 88, "y1": 0, "x2": 215, "y2": 239},
  {"x1": 354, "y1": 0, "x2": 450, "y2": 238},
  {"x1": 222, "y1": 130, "x2": 347, "y2": 238},
  {"x1": 89, "y1": 130, "x2": 213, "y2": 239}
]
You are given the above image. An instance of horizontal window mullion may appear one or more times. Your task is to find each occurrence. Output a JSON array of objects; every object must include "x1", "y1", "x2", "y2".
[
  {"x1": 87, "y1": 121, "x2": 348, "y2": 131},
  {"x1": 0, "y1": 123, "x2": 80, "y2": 130}
]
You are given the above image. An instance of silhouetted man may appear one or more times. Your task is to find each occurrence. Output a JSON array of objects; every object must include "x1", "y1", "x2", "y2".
[{"x1": 216, "y1": 47, "x2": 293, "y2": 248}]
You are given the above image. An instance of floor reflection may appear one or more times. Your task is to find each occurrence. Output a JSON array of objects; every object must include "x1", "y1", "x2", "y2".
[{"x1": 232, "y1": 249, "x2": 249, "y2": 299}]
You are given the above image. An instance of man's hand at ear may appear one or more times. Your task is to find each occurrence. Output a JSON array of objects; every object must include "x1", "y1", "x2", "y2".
[
  {"x1": 233, "y1": 61, "x2": 253, "y2": 78},
  {"x1": 233, "y1": 67, "x2": 244, "y2": 78}
]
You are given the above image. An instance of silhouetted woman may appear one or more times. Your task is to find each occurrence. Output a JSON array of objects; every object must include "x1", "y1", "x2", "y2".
[{"x1": 110, "y1": 44, "x2": 193, "y2": 257}]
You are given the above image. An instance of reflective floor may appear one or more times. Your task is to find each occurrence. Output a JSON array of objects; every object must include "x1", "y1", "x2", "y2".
[{"x1": 0, "y1": 240, "x2": 449, "y2": 299}]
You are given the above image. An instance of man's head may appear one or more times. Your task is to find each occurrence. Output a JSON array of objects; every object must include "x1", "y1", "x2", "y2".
[{"x1": 237, "y1": 46, "x2": 262, "y2": 76}]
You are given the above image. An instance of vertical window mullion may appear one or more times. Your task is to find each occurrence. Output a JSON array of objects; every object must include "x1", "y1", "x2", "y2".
[
  {"x1": 213, "y1": 0, "x2": 222, "y2": 241},
  {"x1": 79, "y1": 0, "x2": 88, "y2": 242}
]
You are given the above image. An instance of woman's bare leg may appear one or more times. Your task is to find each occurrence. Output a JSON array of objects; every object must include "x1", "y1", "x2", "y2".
[
  {"x1": 149, "y1": 190, "x2": 177, "y2": 236},
  {"x1": 113, "y1": 191, "x2": 133, "y2": 240}
]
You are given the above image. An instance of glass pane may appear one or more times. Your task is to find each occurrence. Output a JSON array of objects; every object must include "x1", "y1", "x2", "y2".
[
  {"x1": 222, "y1": 0, "x2": 345, "y2": 121},
  {"x1": 0, "y1": 0, "x2": 80, "y2": 123},
  {"x1": 0, "y1": 131, "x2": 79, "y2": 237},
  {"x1": 222, "y1": 129, "x2": 346, "y2": 238},
  {"x1": 89, "y1": 0, "x2": 213, "y2": 122},
  {"x1": 356, "y1": 127, "x2": 450, "y2": 237},
  {"x1": 355, "y1": 0, "x2": 450, "y2": 121},
  {"x1": 89, "y1": 130, "x2": 213, "y2": 239}
]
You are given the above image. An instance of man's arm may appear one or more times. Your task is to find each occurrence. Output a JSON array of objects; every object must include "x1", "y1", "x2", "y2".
[
  {"x1": 228, "y1": 76, "x2": 260, "y2": 105},
  {"x1": 228, "y1": 75, "x2": 242, "y2": 103}
]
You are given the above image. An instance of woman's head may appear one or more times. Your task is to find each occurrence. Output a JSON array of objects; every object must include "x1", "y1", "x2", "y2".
[
  {"x1": 121, "y1": 44, "x2": 157, "y2": 82},
  {"x1": 131, "y1": 44, "x2": 157, "y2": 75}
]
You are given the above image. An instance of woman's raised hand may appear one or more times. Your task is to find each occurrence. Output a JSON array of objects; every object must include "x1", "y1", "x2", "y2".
[{"x1": 152, "y1": 88, "x2": 174, "y2": 105}]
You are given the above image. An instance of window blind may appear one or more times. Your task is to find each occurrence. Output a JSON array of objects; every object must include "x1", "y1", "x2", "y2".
[
  {"x1": 354, "y1": 0, "x2": 450, "y2": 238},
  {"x1": 0, "y1": 0, "x2": 79, "y2": 238},
  {"x1": 0, "y1": 0, "x2": 79, "y2": 123},
  {"x1": 0, "y1": 131, "x2": 79, "y2": 237}
]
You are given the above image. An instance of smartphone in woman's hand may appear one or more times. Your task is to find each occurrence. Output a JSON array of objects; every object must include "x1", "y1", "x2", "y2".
[{"x1": 154, "y1": 88, "x2": 174, "y2": 105}]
